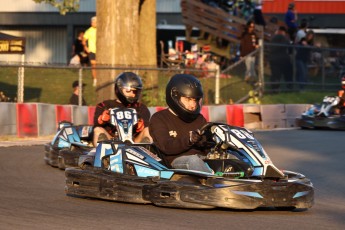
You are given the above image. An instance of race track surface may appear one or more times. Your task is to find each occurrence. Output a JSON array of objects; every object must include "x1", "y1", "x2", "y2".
[{"x1": 1, "y1": 129, "x2": 345, "y2": 230}]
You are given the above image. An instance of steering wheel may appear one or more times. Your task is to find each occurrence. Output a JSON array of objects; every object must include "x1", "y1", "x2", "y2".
[{"x1": 199, "y1": 122, "x2": 226, "y2": 135}]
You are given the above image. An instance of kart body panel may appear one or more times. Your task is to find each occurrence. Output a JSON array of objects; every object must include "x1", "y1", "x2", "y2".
[{"x1": 65, "y1": 123, "x2": 314, "y2": 210}]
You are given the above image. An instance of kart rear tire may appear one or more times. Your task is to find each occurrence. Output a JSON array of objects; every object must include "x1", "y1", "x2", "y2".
[
  {"x1": 58, "y1": 156, "x2": 66, "y2": 170},
  {"x1": 275, "y1": 206, "x2": 296, "y2": 211}
]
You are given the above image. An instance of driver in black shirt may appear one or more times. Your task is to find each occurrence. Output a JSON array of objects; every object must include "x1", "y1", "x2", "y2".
[{"x1": 149, "y1": 74, "x2": 212, "y2": 173}]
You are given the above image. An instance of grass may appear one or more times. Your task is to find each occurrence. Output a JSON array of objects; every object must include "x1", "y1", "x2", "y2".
[
  {"x1": 260, "y1": 91, "x2": 327, "y2": 104},
  {"x1": 0, "y1": 66, "x2": 337, "y2": 106}
]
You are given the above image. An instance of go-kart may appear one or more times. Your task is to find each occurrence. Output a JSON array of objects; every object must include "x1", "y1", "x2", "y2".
[
  {"x1": 44, "y1": 107, "x2": 141, "y2": 170},
  {"x1": 65, "y1": 122, "x2": 314, "y2": 210},
  {"x1": 296, "y1": 95, "x2": 345, "y2": 130},
  {"x1": 44, "y1": 121, "x2": 94, "y2": 169}
]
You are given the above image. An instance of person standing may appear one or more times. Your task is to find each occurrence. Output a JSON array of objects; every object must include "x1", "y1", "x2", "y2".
[
  {"x1": 83, "y1": 16, "x2": 97, "y2": 87},
  {"x1": 149, "y1": 74, "x2": 212, "y2": 173},
  {"x1": 284, "y1": 2, "x2": 298, "y2": 42},
  {"x1": 69, "y1": 80, "x2": 87, "y2": 106},
  {"x1": 253, "y1": 0, "x2": 266, "y2": 27},
  {"x1": 240, "y1": 20, "x2": 259, "y2": 84},
  {"x1": 268, "y1": 26, "x2": 293, "y2": 92},
  {"x1": 72, "y1": 31, "x2": 89, "y2": 66},
  {"x1": 295, "y1": 19, "x2": 308, "y2": 44},
  {"x1": 295, "y1": 30, "x2": 314, "y2": 91}
]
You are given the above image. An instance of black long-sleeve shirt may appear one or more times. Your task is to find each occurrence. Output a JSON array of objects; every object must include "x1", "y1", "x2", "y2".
[
  {"x1": 149, "y1": 108, "x2": 207, "y2": 165},
  {"x1": 69, "y1": 93, "x2": 87, "y2": 106}
]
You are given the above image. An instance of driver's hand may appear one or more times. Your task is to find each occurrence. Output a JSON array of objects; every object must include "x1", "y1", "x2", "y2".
[
  {"x1": 98, "y1": 110, "x2": 110, "y2": 124},
  {"x1": 135, "y1": 118, "x2": 145, "y2": 133},
  {"x1": 189, "y1": 129, "x2": 202, "y2": 145}
]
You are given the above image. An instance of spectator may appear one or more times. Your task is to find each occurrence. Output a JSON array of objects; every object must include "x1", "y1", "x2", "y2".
[
  {"x1": 72, "y1": 31, "x2": 89, "y2": 66},
  {"x1": 268, "y1": 26, "x2": 293, "y2": 92},
  {"x1": 240, "y1": 20, "x2": 259, "y2": 84},
  {"x1": 149, "y1": 74, "x2": 212, "y2": 173},
  {"x1": 284, "y1": 2, "x2": 298, "y2": 42},
  {"x1": 253, "y1": 0, "x2": 266, "y2": 27},
  {"x1": 295, "y1": 18, "x2": 308, "y2": 44},
  {"x1": 295, "y1": 30, "x2": 314, "y2": 91},
  {"x1": 240, "y1": 0, "x2": 254, "y2": 20},
  {"x1": 229, "y1": 0, "x2": 240, "y2": 16},
  {"x1": 204, "y1": 55, "x2": 220, "y2": 78},
  {"x1": 83, "y1": 16, "x2": 97, "y2": 87},
  {"x1": 93, "y1": 72, "x2": 151, "y2": 146},
  {"x1": 0, "y1": 91, "x2": 13, "y2": 102},
  {"x1": 69, "y1": 80, "x2": 87, "y2": 106}
]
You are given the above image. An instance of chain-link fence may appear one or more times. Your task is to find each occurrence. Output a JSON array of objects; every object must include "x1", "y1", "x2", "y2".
[
  {"x1": 1, "y1": 43, "x2": 343, "y2": 106},
  {"x1": 0, "y1": 64, "x2": 222, "y2": 106},
  {"x1": 262, "y1": 42, "x2": 344, "y2": 93}
]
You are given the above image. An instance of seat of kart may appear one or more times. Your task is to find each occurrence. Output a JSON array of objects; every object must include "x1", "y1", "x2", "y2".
[
  {"x1": 75, "y1": 125, "x2": 94, "y2": 141},
  {"x1": 145, "y1": 143, "x2": 171, "y2": 168}
]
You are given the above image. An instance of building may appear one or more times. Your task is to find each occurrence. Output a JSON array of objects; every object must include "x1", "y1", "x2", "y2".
[
  {"x1": 0, "y1": 0, "x2": 183, "y2": 64},
  {"x1": 263, "y1": 0, "x2": 345, "y2": 47},
  {"x1": 2, "y1": 0, "x2": 342, "y2": 64}
]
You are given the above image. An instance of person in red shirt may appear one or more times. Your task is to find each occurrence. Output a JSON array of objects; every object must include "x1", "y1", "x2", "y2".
[
  {"x1": 240, "y1": 20, "x2": 259, "y2": 84},
  {"x1": 335, "y1": 76, "x2": 345, "y2": 114},
  {"x1": 93, "y1": 72, "x2": 151, "y2": 146},
  {"x1": 338, "y1": 76, "x2": 345, "y2": 99}
]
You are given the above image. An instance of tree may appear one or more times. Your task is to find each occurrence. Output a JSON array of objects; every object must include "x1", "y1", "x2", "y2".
[
  {"x1": 34, "y1": 0, "x2": 157, "y2": 102},
  {"x1": 33, "y1": 0, "x2": 79, "y2": 15}
]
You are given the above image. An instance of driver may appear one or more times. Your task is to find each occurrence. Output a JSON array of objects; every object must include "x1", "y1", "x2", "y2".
[
  {"x1": 338, "y1": 76, "x2": 345, "y2": 101},
  {"x1": 335, "y1": 76, "x2": 345, "y2": 114},
  {"x1": 93, "y1": 72, "x2": 151, "y2": 146},
  {"x1": 149, "y1": 74, "x2": 212, "y2": 173}
]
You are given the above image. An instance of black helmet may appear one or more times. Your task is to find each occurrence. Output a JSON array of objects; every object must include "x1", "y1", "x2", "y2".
[
  {"x1": 166, "y1": 74, "x2": 203, "y2": 123},
  {"x1": 114, "y1": 72, "x2": 143, "y2": 106}
]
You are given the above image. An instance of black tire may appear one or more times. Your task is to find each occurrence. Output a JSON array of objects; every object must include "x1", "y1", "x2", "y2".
[
  {"x1": 275, "y1": 206, "x2": 296, "y2": 211},
  {"x1": 58, "y1": 156, "x2": 65, "y2": 170}
]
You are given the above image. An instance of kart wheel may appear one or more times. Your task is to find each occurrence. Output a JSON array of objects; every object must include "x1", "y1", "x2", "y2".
[
  {"x1": 58, "y1": 157, "x2": 65, "y2": 170},
  {"x1": 80, "y1": 162, "x2": 92, "y2": 170},
  {"x1": 275, "y1": 206, "x2": 296, "y2": 211}
]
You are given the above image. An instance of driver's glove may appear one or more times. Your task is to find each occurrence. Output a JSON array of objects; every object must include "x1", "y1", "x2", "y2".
[
  {"x1": 97, "y1": 110, "x2": 110, "y2": 125},
  {"x1": 189, "y1": 129, "x2": 202, "y2": 145},
  {"x1": 135, "y1": 118, "x2": 145, "y2": 133}
]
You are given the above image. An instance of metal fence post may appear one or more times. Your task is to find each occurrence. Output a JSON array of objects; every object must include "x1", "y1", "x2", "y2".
[
  {"x1": 259, "y1": 39, "x2": 264, "y2": 97},
  {"x1": 215, "y1": 65, "x2": 220, "y2": 104},
  {"x1": 17, "y1": 54, "x2": 25, "y2": 103},
  {"x1": 78, "y1": 67, "x2": 83, "y2": 106}
]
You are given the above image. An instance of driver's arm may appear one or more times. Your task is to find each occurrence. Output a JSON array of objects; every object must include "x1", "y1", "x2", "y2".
[{"x1": 94, "y1": 102, "x2": 109, "y2": 126}]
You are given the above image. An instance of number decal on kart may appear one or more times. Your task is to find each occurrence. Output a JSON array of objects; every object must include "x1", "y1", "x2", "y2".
[
  {"x1": 323, "y1": 96, "x2": 336, "y2": 103},
  {"x1": 116, "y1": 111, "x2": 132, "y2": 120},
  {"x1": 230, "y1": 129, "x2": 254, "y2": 140}
]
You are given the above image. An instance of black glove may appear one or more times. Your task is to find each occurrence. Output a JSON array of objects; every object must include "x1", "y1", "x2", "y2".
[{"x1": 189, "y1": 129, "x2": 202, "y2": 145}]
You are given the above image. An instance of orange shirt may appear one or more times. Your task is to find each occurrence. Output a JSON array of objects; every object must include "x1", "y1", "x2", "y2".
[{"x1": 338, "y1": 90, "x2": 345, "y2": 106}]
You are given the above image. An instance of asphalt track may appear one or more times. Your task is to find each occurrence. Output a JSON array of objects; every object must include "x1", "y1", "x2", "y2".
[{"x1": 0, "y1": 129, "x2": 345, "y2": 230}]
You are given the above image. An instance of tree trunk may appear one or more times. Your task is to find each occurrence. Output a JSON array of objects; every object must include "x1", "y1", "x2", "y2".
[
  {"x1": 138, "y1": 0, "x2": 158, "y2": 104},
  {"x1": 96, "y1": 0, "x2": 156, "y2": 103}
]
